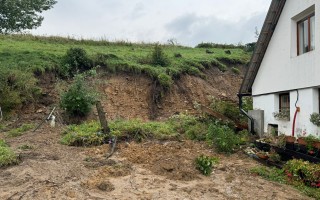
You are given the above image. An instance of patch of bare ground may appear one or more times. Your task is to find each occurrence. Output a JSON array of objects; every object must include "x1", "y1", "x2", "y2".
[{"x1": 0, "y1": 125, "x2": 313, "y2": 199}]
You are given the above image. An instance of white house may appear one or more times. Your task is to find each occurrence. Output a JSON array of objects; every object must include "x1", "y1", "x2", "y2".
[{"x1": 239, "y1": 0, "x2": 320, "y2": 137}]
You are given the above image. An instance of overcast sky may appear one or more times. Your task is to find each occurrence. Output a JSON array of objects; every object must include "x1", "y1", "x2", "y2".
[{"x1": 31, "y1": 0, "x2": 272, "y2": 47}]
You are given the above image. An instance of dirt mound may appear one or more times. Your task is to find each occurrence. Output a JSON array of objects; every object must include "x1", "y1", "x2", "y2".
[{"x1": 119, "y1": 140, "x2": 218, "y2": 181}]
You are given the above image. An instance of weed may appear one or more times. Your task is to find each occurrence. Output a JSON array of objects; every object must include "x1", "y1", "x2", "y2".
[
  {"x1": 195, "y1": 155, "x2": 219, "y2": 176},
  {"x1": 0, "y1": 139, "x2": 18, "y2": 167},
  {"x1": 7, "y1": 123, "x2": 34, "y2": 137},
  {"x1": 250, "y1": 166, "x2": 286, "y2": 183}
]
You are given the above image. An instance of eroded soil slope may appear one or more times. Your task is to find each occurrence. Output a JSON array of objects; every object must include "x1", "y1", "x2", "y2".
[{"x1": 101, "y1": 67, "x2": 242, "y2": 121}]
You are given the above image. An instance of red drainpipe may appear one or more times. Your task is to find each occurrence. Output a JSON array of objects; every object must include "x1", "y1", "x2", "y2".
[{"x1": 292, "y1": 107, "x2": 300, "y2": 137}]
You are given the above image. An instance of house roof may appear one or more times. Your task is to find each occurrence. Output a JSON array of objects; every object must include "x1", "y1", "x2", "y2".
[{"x1": 239, "y1": 0, "x2": 287, "y2": 95}]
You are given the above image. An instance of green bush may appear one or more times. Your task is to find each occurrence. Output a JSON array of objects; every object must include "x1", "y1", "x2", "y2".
[
  {"x1": 60, "y1": 75, "x2": 97, "y2": 117},
  {"x1": 151, "y1": 44, "x2": 170, "y2": 67},
  {"x1": 284, "y1": 159, "x2": 320, "y2": 183},
  {"x1": 60, "y1": 47, "x2": 92, "y2": 77},
  {"x1": 0, "y1": 139, "x2": 18, "y2": 167},
  {"x1": 310, "y1": 113, "x2": 320, "y2": 127},
  {"x1": 195, "y1": 155, "x2": 219, "y2": 176},
  {"x1": 0, "y1": 69, "x2": 40, "y2": 112},
  {"x1": 206, "y1": 123, "x2": 239, "y2": 153}
]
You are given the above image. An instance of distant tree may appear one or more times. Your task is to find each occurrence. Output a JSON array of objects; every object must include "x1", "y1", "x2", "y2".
[{"x1": 0, "y1": 0, "x2": 57, "y2": 34}]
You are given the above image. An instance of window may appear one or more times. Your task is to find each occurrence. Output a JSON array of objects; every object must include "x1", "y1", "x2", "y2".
[
  {"x1": 297, "y1": 13, "x2": 315, "y2": 55},
  {"x1": 279, "y1": 93, "x2": 290, "y2": 114}
]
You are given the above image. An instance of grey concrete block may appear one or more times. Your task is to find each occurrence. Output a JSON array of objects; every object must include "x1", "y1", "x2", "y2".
[{"x1": 248, "y1": 110, "x2": 264, "y2": 137}]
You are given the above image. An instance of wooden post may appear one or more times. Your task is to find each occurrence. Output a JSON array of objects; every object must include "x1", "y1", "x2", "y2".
[{"x1": 96, "y1": 101, "x2": 110, "y2": 134}]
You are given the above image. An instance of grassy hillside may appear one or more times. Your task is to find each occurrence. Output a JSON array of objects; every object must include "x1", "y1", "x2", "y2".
[{"x1": 0, "y1": 34, "x2": 251, "y2": 112}]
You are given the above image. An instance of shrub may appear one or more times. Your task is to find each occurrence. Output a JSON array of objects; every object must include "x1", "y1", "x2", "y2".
[
  {"x1": 60, "y1": 75, "x2": 97, "y2": 117},
  {"x1": 0, "y1": 139, "x2": 18, "y2": 167},
  {"x1": 206, "y1": 123, "x2": 239, "y2": 153},
  {"x1": 284, "y1": 159, "x2": 320, "y2": 184},
  {"x1": 61, "y1": 47, "x2": 92, "y2": 77},
  {"x1": 310, "y1": 113, "x2": 320, "y2": 127},
  {"x1": 151, "y1": 44, "x2": 170, "y2": 67},
  {"x1": 195, "y1": 155, "x2": 219, "y2": 176},
  {"x1": 0, "y1": 69, "x2": 40, "y2": 112}
]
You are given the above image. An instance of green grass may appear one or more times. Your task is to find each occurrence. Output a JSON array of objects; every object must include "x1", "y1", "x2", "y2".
[
  {"x1": 0, "y1": 34, "x2": 250, "y2": 82},
  {"x1": 251, "y1": 166, "x2": 320, "y2": 199},
  {"x1": 7, "y1": 123, "x2": 34, "y2": 137},
  {"x1": 60, "y1": 114, "x2": 211, "y2": 146},
  {"x1": 0, "y1": 139, "x2": 18, "y2": 167}
]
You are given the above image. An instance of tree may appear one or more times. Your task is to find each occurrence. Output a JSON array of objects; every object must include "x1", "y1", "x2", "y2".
[{"x1": 0, "y1": 0, "x2": 57, "y2": 34}]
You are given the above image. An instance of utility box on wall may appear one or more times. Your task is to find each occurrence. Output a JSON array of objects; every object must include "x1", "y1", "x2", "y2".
[{"x1": 248, "y1": 110, "x2": 264, "y2": 137}]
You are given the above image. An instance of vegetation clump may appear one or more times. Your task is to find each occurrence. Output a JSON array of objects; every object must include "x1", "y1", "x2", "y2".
[
  {"x1": 195, "y1": 155, "x2": 219, "y2": 176},
  {"x1": 60, "y1": 75, "x2": 97, "y2": 117},
  {"x1": 310, "y1": 113, "x2": 320, "y2": 127},
  {"x1": 206, "y1": 123, "x2": 240, "y2": 153},
  {"x1": 0, "y1": 69, "x2": 40, "y2": 113},
  {"x1": 150, "y1": 44, "x2": 170, "y2": 67},
  {"x1": 7, "y1": 123, "x2": 34, "y2": 137},
  {"x1": 0, "y1": 139, "x2": 18, "y2": 167},
  {"x1": 60, "y1": 47, "x2": 93, "y2": 77}
]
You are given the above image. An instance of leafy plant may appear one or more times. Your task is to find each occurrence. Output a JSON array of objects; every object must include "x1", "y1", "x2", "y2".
[
  {"x1": 310, "y1": 113, "x2": 320, "y2": 127},
  {"x1": 0, "y1": 139, "x2": 18, "y2": 167},
  {"x1": 284, "y1": 159, "x2": 320, "y2": 184},
  {"x1": 60, "y1": 75, "x2": 97, "y2": 117},
  {"x1": 206, "y1": 122, "x2": 240, "y2": 153},
  {"x1": 273, "y1": 110, "x2": 290, "y2": 121},
  {"x1": 195, "y1": 155, "x2": 219, "y2": 176}
]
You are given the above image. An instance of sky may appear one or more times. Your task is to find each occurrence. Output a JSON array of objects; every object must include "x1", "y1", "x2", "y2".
[{"x1": 31, "y1": 0, "x2": 272, "y2": 47}]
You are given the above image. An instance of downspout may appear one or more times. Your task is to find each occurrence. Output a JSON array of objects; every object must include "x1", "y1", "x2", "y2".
[
  {"x1": 238, "y1": 93, "x2": 255, "y2": 134},
  {"x1": 292, "y1": 90, "x2": 300, "y2": 137}
]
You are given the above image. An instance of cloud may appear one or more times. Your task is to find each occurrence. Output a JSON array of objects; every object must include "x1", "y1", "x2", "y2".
[
  {"x1": 165, "y1": 12, "x2": 266, "y2": 46},
  {"x1": 31, "y1": 0, "x2": 270, "y2": 46}
]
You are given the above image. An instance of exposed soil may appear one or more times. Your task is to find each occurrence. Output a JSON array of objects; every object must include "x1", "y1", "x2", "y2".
[
  {"x1": 0, "y1": 124, "x2": 312, "y2": 200},
  {"x1": 0, "y1": 69, "x2": 313, "y2": 199}
]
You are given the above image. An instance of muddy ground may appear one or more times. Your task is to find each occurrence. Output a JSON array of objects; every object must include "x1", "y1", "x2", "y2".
[{"x1": 0, "y1": 124, "x2": 312, "y2": 200}]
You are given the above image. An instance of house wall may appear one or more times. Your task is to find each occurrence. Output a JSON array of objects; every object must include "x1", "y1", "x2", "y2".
[
  {"x1": 253, "y1": 88, "x2": 320, "y2": 136},
  {"x1": 252, "y1": 0, "x2": 320, "y2": 95}
]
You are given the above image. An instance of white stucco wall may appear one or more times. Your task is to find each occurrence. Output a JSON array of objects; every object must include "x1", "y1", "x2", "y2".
[
  {"x1": 252, "y1": 0, "x2": 320, "y2": 95},
  {"x1": 253, "y1": 88, "x2": 320, "y2": 136}
]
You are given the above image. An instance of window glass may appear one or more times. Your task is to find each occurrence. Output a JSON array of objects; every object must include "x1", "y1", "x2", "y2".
[
  {"x1": 280, "y1": 93, "x2": 290, "y2": 113},
  {"x1": 297, "y1": 14, "x2": 315, "y2": 55},
  {"x1": 310, "y1": 15, "x2": 315, "y2": 51}
]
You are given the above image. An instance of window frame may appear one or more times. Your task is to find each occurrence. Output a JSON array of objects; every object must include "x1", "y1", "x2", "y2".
[
  {"x1": 279, "y1": 93, "x2": 290, "y2": 113},
  {"x1": 297, "y1": 13, "x2": 315, "y2": 55}
]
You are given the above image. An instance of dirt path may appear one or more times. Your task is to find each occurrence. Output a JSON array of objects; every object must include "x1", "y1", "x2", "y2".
[{"x1": 0, "y1": 124, "x2": 313, "y2": 200}]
